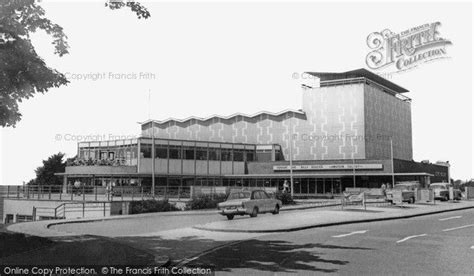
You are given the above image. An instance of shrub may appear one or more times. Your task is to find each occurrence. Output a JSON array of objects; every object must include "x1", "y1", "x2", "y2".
[
  {"x1": 186, "y1": 193, "x2": 228, "y2": 210},
  {"x1": 130, "y1": 199, "x2": 180, "y2": 214},
  {"x1": 275, "y1": 192, "x2": 295, "y2": 205}
]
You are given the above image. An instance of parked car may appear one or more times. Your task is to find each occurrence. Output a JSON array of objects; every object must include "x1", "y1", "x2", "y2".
[
  {"x1": 386, "y1": 183, "x2": 419, "y2": 204},
  {"x1": 429, "y1": 183, "x2": 462, "y2": 201},
  {"x1": 217, "y1": 190, "x2": 282, "y2": 220}
]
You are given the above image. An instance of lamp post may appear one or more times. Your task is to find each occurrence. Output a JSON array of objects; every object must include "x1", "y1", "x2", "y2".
[
  {"x1": 289, "y1": 113, "x2": 294, "y2": 197},
  {"x1": 151, "y1": 121, "x2": 155, "y2": 197},
  {"x1": 390, "y1": 137, "x2": 395, "y2": 188},
  {"x1": 352, "y1": 158, "x2": 356, "y2": 188},
  {"x1": 446, "y1": 161, "x2": 450, "y2": 184}
]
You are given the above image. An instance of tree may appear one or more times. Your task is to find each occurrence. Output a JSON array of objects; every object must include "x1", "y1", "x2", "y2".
[
  {"x1": 0, "y1": 0, "x2": 150, "y2": 127},
  {"x1": 30, "y1": 152, "x2": 66, "y2": 187}
]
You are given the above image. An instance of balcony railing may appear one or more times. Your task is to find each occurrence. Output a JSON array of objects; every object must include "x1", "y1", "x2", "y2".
[{"x1": 2, "y1": 185, "x2": 192, "y2": 201}]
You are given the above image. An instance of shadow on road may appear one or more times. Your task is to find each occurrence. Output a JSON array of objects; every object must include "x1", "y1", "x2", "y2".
[
  {"x1": 186, "y1": 239, "x2": 373, "y2": 273},
  {"x1": 0, "y1": 234, "x2": 155, "y2": 265},
  {"x1": 119, "y1": 234, "x2": 373, "y2": 273},
  {"x1": 118, "y1": 235, "x2": 228, "y2": 264}
]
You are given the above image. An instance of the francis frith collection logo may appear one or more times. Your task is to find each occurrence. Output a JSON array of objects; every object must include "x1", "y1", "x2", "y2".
[{"x1": 366, "y1": 22, "x2": 452, "y2": 73}]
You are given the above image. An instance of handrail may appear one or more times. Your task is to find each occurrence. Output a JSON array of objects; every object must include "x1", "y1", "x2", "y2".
[{"x1": 32, "y1": 201, "x2": 110, "y2": 221}]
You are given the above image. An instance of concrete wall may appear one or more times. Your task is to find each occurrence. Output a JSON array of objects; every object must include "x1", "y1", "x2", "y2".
[
  {"x1": 300, "y1": 84, "x2": 365, "y2": 160},
  {"x1": 141, "y1": 82, "x2": 412, "y2": 161},
  {"x1": 364, "y1": 84, "x2": 413, "y2": 160},
  {"x1": 142, "y1": 84, "x2": 367, "y2": 161}
]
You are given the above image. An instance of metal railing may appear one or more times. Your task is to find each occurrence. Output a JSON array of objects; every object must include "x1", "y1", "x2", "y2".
[
  {"x1": 32, "y1": 201, "x2": 110, "y2": 221},
  {"x1": 3, "y1": 185, "x2": 192, "y2": 201}
]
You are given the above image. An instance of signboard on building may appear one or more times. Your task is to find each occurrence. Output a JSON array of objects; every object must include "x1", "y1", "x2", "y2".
[{"x1": 273, "y1": 164, "x2": 383, "y2": 171}]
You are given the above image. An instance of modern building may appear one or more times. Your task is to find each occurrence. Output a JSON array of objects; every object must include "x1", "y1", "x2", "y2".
[{"x1": 59, "y1": 69, "x2": 449, "y2": 197}]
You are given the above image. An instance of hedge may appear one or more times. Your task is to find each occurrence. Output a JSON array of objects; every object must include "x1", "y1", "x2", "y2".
[{"x1": 130, "y1": 199, "x2": 180, "y2": 214}]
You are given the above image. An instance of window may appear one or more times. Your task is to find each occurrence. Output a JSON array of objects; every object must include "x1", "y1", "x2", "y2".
[
  {"x1": 108, "y1": 152, "x2": 115, "y2": 160},
  {"x1": 233, "y1": 150, "x2": 244, "y2": 162},
  {"x1": 140, "y1": 144, "x2": 152, "y2": 158},
  {"x1": 155, "y1": 145, "x2": 168, "y2": 158},
  {"x1": 100, "y1": 151, "x2": 108, "y2": 160},
  {"x1": 275, "y1": 149, "x2": 285, "y2": 161},
  {"x1": 196, "y1": 147, "x2": 208, "y2": 160},
  {"x1": 221, "y1": 149, "x2": 232, "y2": 161},
  {"x1": 169, "y1": 146, "x2": 181, "y2": 159},
  {"x1": 130, "y1": 146, "x2": 138, "y2": 159},
  {"x1": 246, "y1": 151, "x2": 255, "y2": 162},
  {"x1": 90, "y1": 149, "x2": 97, "y2": 159},
  {"x1": 208, "y1": 148, "x2": 220, "y2": 160},
  {"x1": 252, "y1": 191, "x2": 261, "y2": 200},
  {"x1": 118, "y1": 148, "x2": 125, "y2": 159},
  {"x1": 183, "y1": 147, "x2": 195, "y2": 160}
]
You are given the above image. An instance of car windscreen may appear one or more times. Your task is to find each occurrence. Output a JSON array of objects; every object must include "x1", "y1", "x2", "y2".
[
  {"x1": 430, "y1": 184, "x2": 445, "y2": 189},
  {"x1": 393, "y1": 185, "x2": 409, "y2": 190},
  {"x1": 227, "y1": 192, "x2": 251, "y2": 200}
]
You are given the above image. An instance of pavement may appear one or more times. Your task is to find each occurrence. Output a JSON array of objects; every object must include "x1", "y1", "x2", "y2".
[{"x1": 193, "y1": 201, "x2": 474, "y2": 233}]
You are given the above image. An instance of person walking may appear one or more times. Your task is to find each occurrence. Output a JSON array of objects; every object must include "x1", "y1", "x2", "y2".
[
  {"x1": 74, "y1": 180, "x2": 82, "y2": 196},
  {"x1": 381, "y1": 183, "x2": 387, "y2": 197},
  {"x1": 283, "y1": 180, "x2": 290, "y2": 193}
]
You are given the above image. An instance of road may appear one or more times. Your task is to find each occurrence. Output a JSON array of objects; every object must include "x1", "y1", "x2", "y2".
[
  {"x1": 186, "y1": 208, "x2": 474, "y2": 275},
  {"x1": 52, "y1": 212, "x2": 221, "y2": 236}
]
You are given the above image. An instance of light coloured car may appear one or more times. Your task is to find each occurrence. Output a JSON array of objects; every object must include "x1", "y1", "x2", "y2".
[
  {"x1": 217, "y1": 190, "x2": 282, "y2": 220},
  {"x1": 430, "y1": 183, "x2": 462, "y2": 201},
  {"x1": 386, "y1": 183, "x2": 419, "y2": 204}
]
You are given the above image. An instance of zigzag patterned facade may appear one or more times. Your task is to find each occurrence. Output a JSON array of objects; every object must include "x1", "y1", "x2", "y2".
[{"x1": 141, "y1": 81, "x2": 413, "y2": 161}]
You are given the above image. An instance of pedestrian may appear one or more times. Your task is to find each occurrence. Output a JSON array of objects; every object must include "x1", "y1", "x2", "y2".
[
  {"x1": 381, "y1": 183, "x2": 387, "y2": 197},
  {"x1": 106, "y1": 183, "x2": 112, "y2": 199},
  {"x1": 67, "y1": 182, "x2": 72, "y2": 194},
  {"x1": 74, "y1": 180, "x2": 81, "y2": 196},
  {"x1": 283, "y1": 180, "x2": 289, "y2": 193}
]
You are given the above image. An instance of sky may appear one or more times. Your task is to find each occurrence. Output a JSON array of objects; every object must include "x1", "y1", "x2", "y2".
[{"x1": 0, "y1": 1, "x2": 472, "y2": 184}]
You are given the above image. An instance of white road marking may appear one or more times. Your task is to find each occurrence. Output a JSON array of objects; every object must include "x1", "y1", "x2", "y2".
[
  {"x1": 396, "y1": 234, "x2": 427, "y2": 243},
  {"x1": 442, "y1": 224, "x2": 474, "y2": 232},
  {"x1": 439, "y1": 216, "x2": 462, "y2": 221},
  {"x1": 332, "y1": 230, "x2": 368, "y2": 238}
]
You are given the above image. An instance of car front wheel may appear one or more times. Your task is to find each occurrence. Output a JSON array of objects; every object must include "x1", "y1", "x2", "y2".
[
  {"x1": 250, "y1": 207, "x2": 258, "y2": 218},
  {"x1": 226, "y1": 214, "x2": 234, "y2": 220},
  {"x1": 408, "y1": 197, "x2": 415, "y2": 204},
  {"x1": 272, "y1": 205, "x2": 280, "y2": 215}
]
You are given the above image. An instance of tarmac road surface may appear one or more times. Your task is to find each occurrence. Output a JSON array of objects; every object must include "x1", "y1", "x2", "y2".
[{"x1": 186, "y1": 208, "x2": 474, "y2": 275}]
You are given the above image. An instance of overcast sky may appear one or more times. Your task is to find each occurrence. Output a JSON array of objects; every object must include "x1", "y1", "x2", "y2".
[{"x1": 0, "y1": 1, "x2": 472, "y2": 184}]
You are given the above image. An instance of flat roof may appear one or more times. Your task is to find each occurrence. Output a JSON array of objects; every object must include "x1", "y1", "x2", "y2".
[
  {"x1": 56, "y1": 172, "x2": 434, "y2": 177},
  {"x1": 305, "y1": 68, "x2": 409, "y2": 93},
  {"x1": 225, "y1": 172, "x2": 433, "y2": 178}
]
